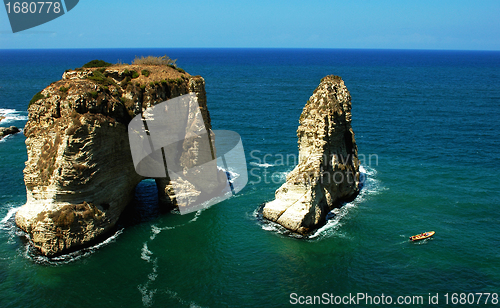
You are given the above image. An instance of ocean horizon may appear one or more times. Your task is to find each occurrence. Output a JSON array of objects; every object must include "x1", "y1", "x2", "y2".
[{"x1": 1, "y1": 48, "x2": 499, "y2": 307}]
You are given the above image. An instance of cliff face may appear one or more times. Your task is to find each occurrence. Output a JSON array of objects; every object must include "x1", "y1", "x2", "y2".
[
  {"x1": 262, "y1": 75, "x2": 360, "y2": 234},
  {"x1": 16, "y1": 64, "x2": 210, "y2": 256}
]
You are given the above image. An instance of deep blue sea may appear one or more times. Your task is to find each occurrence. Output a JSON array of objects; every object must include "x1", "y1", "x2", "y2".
[{"x1": 0, "y1": 49, "x2": 499, "y2": 307}]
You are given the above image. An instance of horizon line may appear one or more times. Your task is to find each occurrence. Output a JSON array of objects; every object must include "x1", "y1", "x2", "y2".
[{"x1": 1, "y1": 47, "x2": 500, "y2": 52}]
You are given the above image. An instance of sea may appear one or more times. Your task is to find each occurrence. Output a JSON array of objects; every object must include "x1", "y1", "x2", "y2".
[{"x1": 0, "y1": 48, "x2": 499, "y2": 308}]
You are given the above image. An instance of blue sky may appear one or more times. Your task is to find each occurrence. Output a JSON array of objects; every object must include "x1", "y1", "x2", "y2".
[{"x1": 1, "y1": 0, "x2": 499, "y2": 50}]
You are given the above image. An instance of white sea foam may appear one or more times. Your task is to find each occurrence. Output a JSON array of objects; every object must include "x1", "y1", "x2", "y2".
[
  {"x1": 249, "y1": 161, "x2": 275, "y2": 168},
  {"x1": 28, "y1": 228, "x2": 124, "y2": 265},
  {"x1": 273, "y1": 171, "x2": 288, "y2": 182},
  {"x1": 149, "y1": 207, "x2": 202, "y2": 239},
  {"x1": 138, "y1": 243, "x2": 159, "y2": 306},
  {"x1": 189, "y1": 209, "x2": 203, "y2": 222},
  {"x1": 164, "y1": 289, "x2": 207, "y2": 308},
  {"x1": 148, "y1": 271, "x2": 158, "y2": 282},
  {"x1": 140, "y1": 221, "x2": 207, "y2": 308},
  {"x1": 308, "y1": 165, "x2": 386, "y2": 239},
  {"x1": 139, "y1": 203, "x2": 211, "y2": 307},
  {"x1": 149, "y1": 223, "x2": 177, "y2": 240},
  {"x1": 0, "y1": 206, "x2": 22, "y2": 246},
  {"x1": 0, "y1": 129, "x2": 22, "y2": 143},
  {"x1": 0, "y1": 206, "x2": 19, "y2": 225},
  {"x1": 141, "y1": 242, "x2": 153, "y2": 262},
  {"x1": 218, "y1": 166, "x2": 241, "y2": 183},
  {"x1": 360, "y1": 164, "x2": 376, "y2": 173},
  {"x1": 308, "y1": 208, "x2": 349, "y2": 240},
  {"x1": 0, "y1": 108, "x2": 25, "y2": 143},
  {"x1": 259, "y1": 164, "x2": 386, "y2": 240},
  {"x1": 227, "y1": 169, "x2": 240, "y2": 183},
  {"x1": 138, "y1": 284, "x2": 157, "y2": 308},
  {"x1": 149, "y1": 225, "x2": 163, "y2": 240},
  {"x1": 254, "y1": 207, "x2": 305, "y2": 239},
  {"x1": 0, "y1": 109, "x2": 28, "y2": 124}
]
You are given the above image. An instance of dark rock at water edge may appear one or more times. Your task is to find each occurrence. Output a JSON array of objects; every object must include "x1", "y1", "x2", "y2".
[{"x1": 0, "y1": 126, "x2": 20, "y2": 139}]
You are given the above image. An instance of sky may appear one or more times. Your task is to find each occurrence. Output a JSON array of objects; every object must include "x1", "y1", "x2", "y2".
[{"x1": 1, "y1": 0, "x2": 499, "y2": 50}]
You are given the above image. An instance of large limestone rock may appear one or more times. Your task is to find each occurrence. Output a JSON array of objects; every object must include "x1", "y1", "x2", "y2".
[
  {"x1": 16, "y1": 64, "x2": 210, "y2": 256},
  {"x1": 262, "y1": 75, "x2": 360, "y2": 234}
]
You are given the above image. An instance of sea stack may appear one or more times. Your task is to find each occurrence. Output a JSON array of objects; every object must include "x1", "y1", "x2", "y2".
[
  {"x1": 16, "y1": 62, "x2": 211, "y2": 256},
  {"x1": 262, "y1": 75, "x2": 360, "y2": 234}
]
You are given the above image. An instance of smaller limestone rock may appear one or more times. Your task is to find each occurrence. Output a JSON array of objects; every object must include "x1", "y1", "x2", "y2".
[{"x1": 262, "y1": 75, "x2": 360, "y2": 234}]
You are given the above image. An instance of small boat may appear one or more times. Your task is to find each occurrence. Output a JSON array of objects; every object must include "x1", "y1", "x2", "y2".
[{"x1": 409, "y1": 231, "x2": 435, "y2": 241}]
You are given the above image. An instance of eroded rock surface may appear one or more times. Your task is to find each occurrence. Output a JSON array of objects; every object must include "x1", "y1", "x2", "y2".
[
  {"x1": 262, "y1": 75, "x2": 360, "y2": 234},
  {"x1": 16, "y1": 64, "x2": 210, "y2": 256}
]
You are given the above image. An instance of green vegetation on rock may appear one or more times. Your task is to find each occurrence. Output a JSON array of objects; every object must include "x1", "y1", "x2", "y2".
[
  {"x1": 87, "y1": 71, "x2": 117, "y2": 87},
  {"x1": 29, "y1": 92, "x2": 45, "y2": 106},
  {"x1": 168, "y1": 78, "x2": 183, "y2": 85},
  {"x1": 82, "y1": 60, "x2": 112, "y2": 68}
]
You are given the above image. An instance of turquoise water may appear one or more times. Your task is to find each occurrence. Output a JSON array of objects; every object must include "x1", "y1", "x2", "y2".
[{"x1": 0, "y1": 49, "x2": 499, "y2": 307}]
